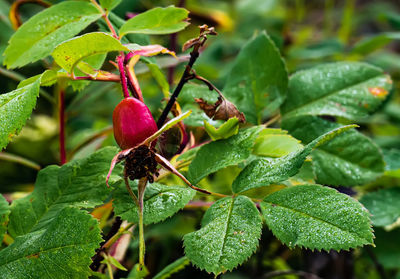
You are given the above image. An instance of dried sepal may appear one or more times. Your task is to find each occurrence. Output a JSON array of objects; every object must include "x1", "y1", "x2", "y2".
[{"x1": 195, "y1": 97, "x2": 245, "y2": 123}]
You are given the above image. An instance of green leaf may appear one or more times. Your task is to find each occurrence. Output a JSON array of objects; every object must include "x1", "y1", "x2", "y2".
[
  {"x1": 374, "y1": 228, "x2": 400, "y2": 269},
  {"x1": 260, "y1": 184, "x2": 373, "y2": 251},
  {"x1": 223, "y1": 32, "x2": 288, "y2": 124},
  {"x1": 382, "y1": 148, "x2": 400, "y2": 178},
  {"x1": 7, "y1": 147, "x2": 120, "y2": 238},
  {"x1": 126, "y1": 264, "x2": 149, "y2": 279},
  {"x1": 0, "y1": 207, "x2": 102, "y2": 278},
  {"x1": 204, "y1": 117, "x2": 239, "y2": 141},
  {"x1": 17, "y1": 70, "x2": 59, "y2": 88},
  {"x1": 99, "y1": 0, "x2": 121, "y2": 11},
  {"x1": 188, "y1": 126, "x2": 263, "y2": 184},
  {"x1": 282, "y1": 116, "x2": 384, "y2": 186},
  {"x1": 3, "y1": 1, "x2": 102, "y2": 68},
  {"x1": 252, "y1": 128, "x2": 303, "y2": 158},
  {"x1": 104, "y1": 255, "x2": 128, "y2": 271},
  {"x1": 360, "y1": 188, "x2": 400, "y2": 227},
  {"x1": 232, "y1": 124, "x2": 355, "y2": 193},
  {"x1": 281, "y1": 62, "x2": 392, "y2": 120},
  {"x1": 0, "y1": 79, "x2": 41, "y2": 150},
  {"x1": 0, "y1": 194, "x2": 10, "y2": 242},
  {"x1": 119, "y1": 6, "x2": 189, "y2": 36},
  {"x1": 52, "y1": 32, "x2": 128, "y2": 73},
  {"x1": 146, "y1": 63, "x2": 170, "y2": 97},
  {"x1": 153, "y1": 256, "x2": 190, "y2": 279},
  {"x1": 144, "y1": 110, "x2": 191, "y2": 145},
  {"x1": 352, "y1": 32, "x2": 400, "y2": 55},
  {"x1": 183, "y1": 195, "x2": 262, "y2": 275},
  {"x1": 113, "y1": 182, "x2": 195, "y2": 225}
]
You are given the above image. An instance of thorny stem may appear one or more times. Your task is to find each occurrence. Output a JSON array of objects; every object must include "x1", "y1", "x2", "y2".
[
  {"x1": 137, "y1": 178, "x2": 147, "y2": 268},
  {"x1": 58, "y1": 87, "x2": 66, "y2": 165},
  {"x1": 156, "y1": 48, "x2": 199, "y2": 128},
  {"x1": 157, "y1": 25, "x2": 216, "y2": 128}
]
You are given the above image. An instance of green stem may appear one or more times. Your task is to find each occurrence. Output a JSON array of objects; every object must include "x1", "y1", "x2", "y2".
[
  {"x1": 123, "y1": 167, "x2": 139, "y2": 206},
  {"x1": 0, "y1": 152, "x2": 41, "y2": 170},
  {"x1": 106, "y1": 262, "x2": 114, "y2": 279},
  {"x1": 137, "y1": 178, "x2": 147, "y2": 268},
  {"x1": 103, "y1": 222, "x2": 135, "y2": 249}
]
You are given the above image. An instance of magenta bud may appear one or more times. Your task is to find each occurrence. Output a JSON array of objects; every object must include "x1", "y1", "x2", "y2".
[{"x1": 113, "y1": 97, "x2": 158, "y2": 149}]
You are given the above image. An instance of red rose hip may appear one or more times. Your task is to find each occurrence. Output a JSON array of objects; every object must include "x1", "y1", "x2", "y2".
[{"x1": 113, "y1": 97, "x2": 158, "y2": 149}]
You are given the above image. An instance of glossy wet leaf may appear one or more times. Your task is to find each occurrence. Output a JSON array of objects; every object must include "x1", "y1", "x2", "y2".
[
  {"x1": 232, "y1": 124, "x2": 355, "y2": 193},
  {"x1": 153, "y1": 256, "x2": 190, "y2": 279},
  {"x1": 282, "y1": 116, "x2": 384, "y2": 186},
  {"x1": 184, "y1": 195, "x2": 262, "y2": 275},
  {"x1": 382, "y1": 148, "x2": 400, "y2": 178},
  {"x1": 188, "y1": 126, "x2": 263, "y2": 184},
  {"x1": 281, "y1": 62, "x2": 392, "y2": 120},
  {"x1": 53, "y1": 32, "x2": 128, "y2": 73},
  {"x1": 3, "y1": 1, "x2": 102, "y2": 68},
  {"x1": 204, "y1": 117, "x2": 239, "y2": 141},
  {"x1": 119, "y1": 6, "x2": 189, "y2": 36},
  {"x1": 7, "y1": 147, "x2": 120, "y2": 238},
  {"x1": 0, "y1": 207, "x2": 102, "y2": 278},
  {"x1": 360, "y1": 188, "x2": 400, "y2": 227},
  {"x1": 0, "y1": 194, "x2": 9, "y2": 242},
  {"x1": 260, "y1": 184, "x2": 373, "y2": 251},
  {"x1": 17, "y1": 70, "x2": 59, "y2": 88},
  {"x1": 252, "y1": 128, "x2": 303, "y2": 158},
  {"x1": 113, "y1": 182, "x2": 195, "y2": 225},
  {"x1": 223, "y1": 32, "x2": 288, "y2": 124},
  {"x1": 0, "y1": 79, "x2": 41, "y2": 150}
]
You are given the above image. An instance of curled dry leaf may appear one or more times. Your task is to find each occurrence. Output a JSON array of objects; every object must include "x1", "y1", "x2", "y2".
[{"x1": 195, "y1": 97, "x2": 245, "y2": 123}]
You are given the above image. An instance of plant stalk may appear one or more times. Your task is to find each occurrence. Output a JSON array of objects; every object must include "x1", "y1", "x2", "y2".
[
  {"x1": 58, "y1": 88, "x2": 66, "y2": 165},
  {"x1": 156, "y1": 49, "x2": 199, "y2": 128},
  {"x1": 137, "y1": 178, "x2": 147, "y2": 268}
]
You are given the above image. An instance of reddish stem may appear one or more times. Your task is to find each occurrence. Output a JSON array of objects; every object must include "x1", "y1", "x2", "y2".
[
  {"x1": 59, "y1": 89, "x2": 66, "y2": 165},
  {"x1": 117, "y1": 54, "x2": 130, "y2": 98}
]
